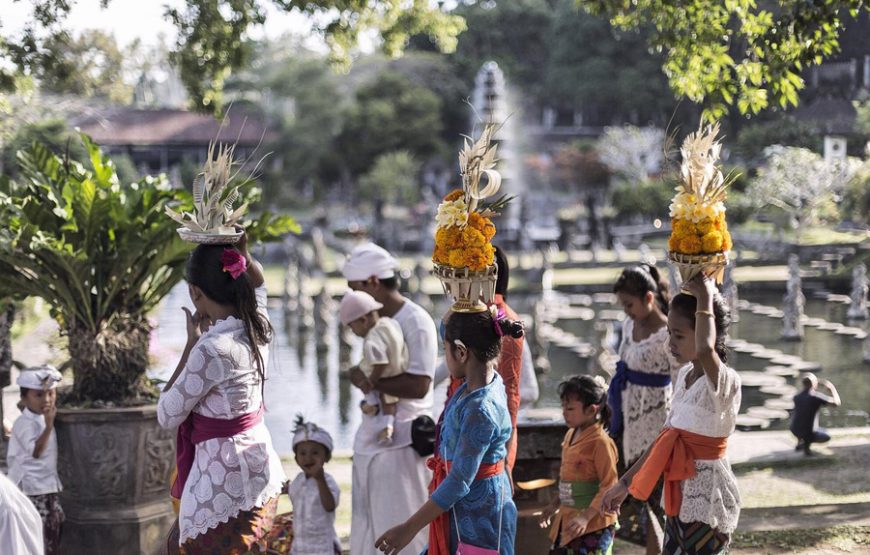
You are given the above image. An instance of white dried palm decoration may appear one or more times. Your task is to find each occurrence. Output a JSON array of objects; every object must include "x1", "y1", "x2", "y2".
[
  {"x1": 459, "y1": 122, "x2": 502, "y2": 219},
  {"x1": 166, "y1": 141, "x2": 249, "y2": 234},
  {"x1": 677, "y1": 122, "x2": 731, "y2": 204}
]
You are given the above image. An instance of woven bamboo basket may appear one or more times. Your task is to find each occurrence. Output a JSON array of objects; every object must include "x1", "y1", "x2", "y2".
[
  {"x1": 668, "y1": 250, "x2": 729, "y2": 286},
  {"x1": 432, "y1": 263, "x2": 497, "y2": 313}
]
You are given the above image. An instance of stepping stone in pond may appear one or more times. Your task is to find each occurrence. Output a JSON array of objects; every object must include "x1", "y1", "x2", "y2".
[
  {"x1": 817, "y1": 322, "x2": 845, "y2": 332},
  {"x1": 856, "y1": 331, "x2": 868, "y2": 340},
  {"x1": 596, "y1": 309, "x2": 625, "y2": 321},
  {"x1": 801, "y1": 317, "x2": 827, "y2": 327},
  {"x1": 739, "y1": 372, "x2": 786, "y2": 388},
  {"x1": 826, "y1": 294, "x2": 851, "y2": 304},
  {"x1": 592, "y1": 293, "x2": 617, "y2": 304},
  {"x1": 835, "y1": 326, "x2": 865, "y2": 337},
  {"x1": 764, "y1": 365, "x2": 799, "y2": 378},
  {"x1": 727, "y1": 339, "x2": 748, "y2": 349},
  {"x1": 759, "y1": 384, "x2": 799, "y2": 397},
  {"x1": 751, "y1": 350, "x2": 784, "y2": 360},
  {"x1": 790, "y1": 361, "x2": 822, "y2": 372},
  {"x1": 751, "y1": 305, "x2": 779, "y2": 315},
  {"x1": 736, "y1": 415, "x2": 771, "y2": 431},
  {"x1": 747, "y1": 406, "x2": 791, "y2": 421},
  {"x1": 769, "y1": 355, "x2": 804, "y2": 366},
  {"x1": 567, "y1": 294, "x2": 593, "y2": 306},
  {"x1": 764, "y1": 397, "x2": 795, "y2": 411}
]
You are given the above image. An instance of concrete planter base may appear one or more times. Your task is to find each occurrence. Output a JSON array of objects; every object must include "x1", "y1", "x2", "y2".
[{"x1": 56, "y1": 404, "x2": 175, "y2": 555}]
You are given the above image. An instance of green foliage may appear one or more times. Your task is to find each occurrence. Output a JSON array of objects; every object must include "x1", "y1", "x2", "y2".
[
  {"x1": 840, "y1": 161, "x2": 870, "y2": 226},
  {"x1": 0, "y1": 119, "x2": 86, "y2": 179},
  {"x1": 358, "y1": 150, "x2": 422, "y2": 205},
  {"x1": 733, "y1": 118, "x2": 823, "y2": 161},
  {"x1": 0, "y1": 134, "x2": 295, "y2": 402},
  {"x1": 579, "y1": 0, "x2": 870, "y2": 119},
  {"x1": 856, "y1": 101, "x2": 870, "y2": 136},
  {"x1": 610, "y1": 178, "x2": 672, "y2": 219},
  {"x1": 553, "y1": 141, "x2": 611, "y2": 190},
  {"x1": 337, "y1": 70, "x2": 445, "y2": 177},
  {"x1": 33, "y1": 30, "x2": 133, "y2": 102}
]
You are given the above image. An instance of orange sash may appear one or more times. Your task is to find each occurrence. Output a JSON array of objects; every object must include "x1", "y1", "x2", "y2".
[
  {"x1": 628, "y1": 428, "x2": 728, "y2": 517},
  {"x1": 427, "y1": 457, "x2": 505, "y2": 555}
]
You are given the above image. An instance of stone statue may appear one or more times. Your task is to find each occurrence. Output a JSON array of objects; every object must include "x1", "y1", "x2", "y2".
[
  {"x1": 847, "y1": 263, "x2": 868, "y2": 320},
  {"x1": 782, "y1": 254, "x2": 805, "y2": 340}
]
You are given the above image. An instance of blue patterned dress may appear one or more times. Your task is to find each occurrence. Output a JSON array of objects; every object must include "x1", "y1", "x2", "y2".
[{"x1": 431, "y1": 373, "x2": 517, "y2": 554}]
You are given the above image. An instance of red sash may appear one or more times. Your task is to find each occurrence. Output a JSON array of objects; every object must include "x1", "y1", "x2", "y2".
[
  {"x1": 171, "y1": 406, "x2": 264, "y2": 499},
  {"x1": 628, "y1": 427, "x2": 728, "y2": 517},
  {"x1": 427, "y1": 457, "x2": 505, "y2": 555}
]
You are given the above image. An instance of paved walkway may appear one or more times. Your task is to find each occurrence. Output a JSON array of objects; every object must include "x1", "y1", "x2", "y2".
[{"x1": 728, "y1": 426, "x2": 870, "y2": 466}]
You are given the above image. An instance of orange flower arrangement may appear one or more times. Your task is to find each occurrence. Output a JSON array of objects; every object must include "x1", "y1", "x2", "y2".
[
  {"x1": 432, "y1": 121, "x2": 510, "y2": 273},
  {"x1": 667, "y1": 122, "x2": 737, "y2": 284}
]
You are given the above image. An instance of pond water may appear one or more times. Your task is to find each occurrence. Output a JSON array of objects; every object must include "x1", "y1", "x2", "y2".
[{"x1": 150, "y1": 283, "x2": 869, "y2": 453}]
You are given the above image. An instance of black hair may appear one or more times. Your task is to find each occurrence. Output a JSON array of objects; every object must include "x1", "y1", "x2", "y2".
[
  {"x1": 186, "y1": 245, "x2": 273, "y2": 389},
  {"x1": 444, "y1": 310, "x2": 524, "y2": 363},
  {"x1": 378, "y1": 276, "x2": 399, "y2": 290},
  {"x1": 494, "y1": 245, "x2": 510, "y2": 297},
  {"x1": 613, "y1": 264, "x2": 670, "y2": 314},
  {"x1": 669, "y1": 292, "x2": 730, "y2": 362},
  {"x1": 292, "y1": 414, "x2": 332, "y2": 461},
  {"x1": 558, "y1": 375, "x2": 612, "y2": 430}
]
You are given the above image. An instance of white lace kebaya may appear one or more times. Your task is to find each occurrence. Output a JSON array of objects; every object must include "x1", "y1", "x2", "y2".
[
  {"x1": 663, "y1": 363, "x2": 742, "y2": 534},
  {"x1": 157, "y1": 287, "x2": 286, "y2": 544},
  {"x1": 618, "y1": 319, "x2": 682, "y2": 464}
]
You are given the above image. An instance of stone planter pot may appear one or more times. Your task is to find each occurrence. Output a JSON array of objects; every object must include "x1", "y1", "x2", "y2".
[{"x1": 56, "y1": 405, "x2": 176, "y2": 555}]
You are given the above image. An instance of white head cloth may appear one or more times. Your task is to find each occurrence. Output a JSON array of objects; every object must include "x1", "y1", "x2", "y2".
[
  {"x1": 17, "y1": 365, "x2": 62, "y2": 390},
  {"x1": 341, "y1": 242, "x2": 398, "y2": 282},
  {"x1": 292, "y1": 417, "x2": 334, "y2": 454}
]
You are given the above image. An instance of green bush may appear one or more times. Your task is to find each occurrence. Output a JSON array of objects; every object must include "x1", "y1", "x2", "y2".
[{"x1": 610, "y1": 178, "x2": 672, "y2": 220}]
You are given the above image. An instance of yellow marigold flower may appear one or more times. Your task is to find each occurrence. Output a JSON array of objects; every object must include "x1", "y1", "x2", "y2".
[
  {"x1": 444, "y1": 189, "x2": 464, "y2": 202},
  {"x1": 723, "y1": 230, "x2": 733, "y2": 251},
  {"x1": 701, "y1": 231, "x2": 723, "y2": 253},
  {"x1": 668, "y1": 235, "x2": 680, "y2": 252},
  {"x1": 461, "y1": 226, "x2": 486, "y2": 249},
  {"x1": 679, "y1": 235, "x2": 702, "y2": 255},
  {"x1": 467, "y1": 212, "x2": 485, "y2": 231},
  {"x1": 482, "y1": 218, "x2": 496, "y2": 242},
  {"x1": 696, "y1": 219, "x2": 715, "y2": 235},
  {"x1": 448, "y1": 249, "x2": 468, "y2": 268},
  {"x1": 672, "y1": 218, "x2": 694, "y2": 238}
]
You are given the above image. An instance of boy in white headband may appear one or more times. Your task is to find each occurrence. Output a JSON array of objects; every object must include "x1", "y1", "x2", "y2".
[
  {"x1": 6, "y1": 365, "x2": 65, "y2": 554},
  {"x1": 340, "y1": 289, "x2": 409, "y2": 445},
  {"x1": 287, "y1": 416, "x2": 341, "y2": 555}
]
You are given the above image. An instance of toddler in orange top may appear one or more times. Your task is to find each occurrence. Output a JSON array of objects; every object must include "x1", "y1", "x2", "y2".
[{"x1": 540, "y1": 375, "x2": 619, "y2": 555}]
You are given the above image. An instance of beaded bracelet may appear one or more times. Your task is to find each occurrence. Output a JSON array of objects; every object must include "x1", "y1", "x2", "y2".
[{"x1": 695, "y1": 310, "x2": 714, "y2": 316}]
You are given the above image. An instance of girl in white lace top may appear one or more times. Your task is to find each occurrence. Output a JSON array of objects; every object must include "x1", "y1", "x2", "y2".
[
  {"x1": 158, "y1": 232, "x2": 286, "y2": 551},
  {"x1": 601, "y1": 274, "x2": 741, "y2": 555}
]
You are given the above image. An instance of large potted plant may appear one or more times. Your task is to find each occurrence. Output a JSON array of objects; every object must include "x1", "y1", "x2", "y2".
[{"x1": 0, "y1": 134, "x2": 295, "y2": 554}]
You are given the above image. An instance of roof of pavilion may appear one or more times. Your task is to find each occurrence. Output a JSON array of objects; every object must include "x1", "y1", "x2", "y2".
[{"x1": 72, "y1": 107, "x2": 274, "y2": 147}]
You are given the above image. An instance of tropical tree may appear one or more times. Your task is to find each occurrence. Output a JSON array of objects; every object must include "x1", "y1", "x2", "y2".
[
  {"x1": 746, "y1": 145, "x2": 856, "y2": 232},
  {"x1": 579, "y1": 0, "x2": 870, "y2": 119},
  {"x1": 597, "y1": 125, "x2": 666, "y2": 182},
  {"x1": 0, "y1": 135, "x2": 295, "y2": 404}
]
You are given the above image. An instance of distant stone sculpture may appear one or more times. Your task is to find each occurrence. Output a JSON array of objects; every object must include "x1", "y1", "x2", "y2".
[
  {"x1": 782, "y1": 254, "x2": 805, "y2": 340},
  {"x1": 313, "y1": 286, "x2": 336, "y2": 353},
  {"x1": 847, "y1": 263, "x2": 868, "y2": 320},
  {"x1": 723, "y1": 260, "x2": 740, "y2": 323}
]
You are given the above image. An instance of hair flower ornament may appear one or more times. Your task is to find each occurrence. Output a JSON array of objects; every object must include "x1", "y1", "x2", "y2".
[{"x1": 220, "y1": 248, "x2": 247, "y2": 279}]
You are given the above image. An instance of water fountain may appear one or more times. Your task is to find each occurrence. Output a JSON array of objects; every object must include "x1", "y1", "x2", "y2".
[
  {"x1": 847, "y1": 263, "x2": 868, "y2": 320},
  {"x1": 782, "y1": 254, "x2": 805, "y2": 340}
]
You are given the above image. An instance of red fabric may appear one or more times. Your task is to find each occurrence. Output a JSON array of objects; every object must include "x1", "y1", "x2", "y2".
[
  {"x1": 445, "y1": 295, "x2": 523, "y2": 472},
  {"x1": 627, "y1": 427, "x2": 728, "y2": 517},
  {"x1": 426, "y1": 456, "x2": 506, "y2": 555},
  {"x1": 171, "y1": 406, "x2": 264, "y2": 499}
]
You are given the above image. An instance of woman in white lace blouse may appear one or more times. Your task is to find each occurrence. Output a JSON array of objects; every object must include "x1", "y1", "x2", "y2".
[
  {"x1": 610, "y1": 264, "x2": 679, "y2": 552},
  {"x1": 158, "y1": 232, "x2": 286, "y2": 553},
  {"x1": 601, "y1": 275, "x2": 741, "y2": 555}
]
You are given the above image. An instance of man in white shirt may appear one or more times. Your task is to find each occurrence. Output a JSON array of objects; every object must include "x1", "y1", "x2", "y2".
[
  {"x1": 0, "y1": 471, "x2": 45, "y2": 555},
  {"x1": 343, "y1": 243, "x2": 437, "y2": 555}
]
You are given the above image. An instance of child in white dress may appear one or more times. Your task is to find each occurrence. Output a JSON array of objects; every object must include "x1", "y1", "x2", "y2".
[
  {"x1": 601, "y1": 274, "x2": 741, "y2": 555},
  {"x1": 6, "y1": 365, "x2": 64, "y2": 555},
  {"x1": 340, "y1": 289, "x2": 409, "y2": 444},
  {"x1": 287, "y1": 417, "x2": 341, "y2": 555}
]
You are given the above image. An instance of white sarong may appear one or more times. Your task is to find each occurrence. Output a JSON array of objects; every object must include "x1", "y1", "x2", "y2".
[{"x1": 351, "y1": 446, "x2": 431, "y2": 555}]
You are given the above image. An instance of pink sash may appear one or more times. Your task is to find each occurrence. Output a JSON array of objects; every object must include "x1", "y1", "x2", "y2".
[{"x1": 171, "y1": 406, "x2": 264, "y2": 499}]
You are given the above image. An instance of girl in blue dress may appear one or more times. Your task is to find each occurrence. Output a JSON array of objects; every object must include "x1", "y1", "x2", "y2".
[{"x1": 375, "y1": 308, "x2": 522, "y2": 555}]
